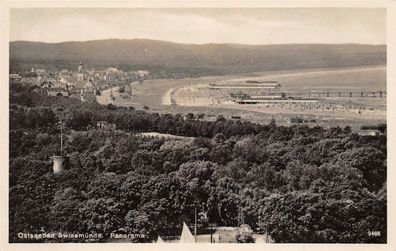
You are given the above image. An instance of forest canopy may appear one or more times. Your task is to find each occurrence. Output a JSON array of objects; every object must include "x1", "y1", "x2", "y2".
[{"x1": 9, "y1": 83, "x2": 387, "y2": 243}]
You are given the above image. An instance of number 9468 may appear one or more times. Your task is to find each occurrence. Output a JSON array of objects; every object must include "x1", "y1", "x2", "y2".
[{"x1": 368, "y1": 231, "x2": 381, "y2": 237}]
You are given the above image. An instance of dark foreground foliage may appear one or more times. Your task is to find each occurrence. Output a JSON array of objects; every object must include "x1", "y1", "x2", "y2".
[{"x1": 9, "y1": 83, "x2": 386, "y2": 243}]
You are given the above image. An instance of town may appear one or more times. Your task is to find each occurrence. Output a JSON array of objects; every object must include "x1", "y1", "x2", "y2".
[{"x1": 9, "y1": 62, "x2": 149, "y2": 102}]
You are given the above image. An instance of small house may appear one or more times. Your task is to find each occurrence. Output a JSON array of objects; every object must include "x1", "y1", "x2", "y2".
[
  {"x1": 97, "y1": 121, "x2": 116, "y2": 131},
  {"x1": 47, "y1": 88, "x2": 69, "y2": 97},
  {"x1": 358, "y1": 130, "x2": 381, "y2": 137}
]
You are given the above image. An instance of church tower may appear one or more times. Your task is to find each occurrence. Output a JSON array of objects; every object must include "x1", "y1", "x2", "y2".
[{"x1": 77, "y1": 62, "x2": 85, "y2": 81}]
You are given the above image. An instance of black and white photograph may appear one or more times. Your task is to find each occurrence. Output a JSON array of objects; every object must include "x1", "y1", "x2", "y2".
[{"x1": 1, "y1": 1, "x2": 394, "y2": 248}]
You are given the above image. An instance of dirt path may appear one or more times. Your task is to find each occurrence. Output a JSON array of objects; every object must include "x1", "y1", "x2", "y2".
[{"x1": 162, "y1": 88, "x2": 175, "y2": 105}]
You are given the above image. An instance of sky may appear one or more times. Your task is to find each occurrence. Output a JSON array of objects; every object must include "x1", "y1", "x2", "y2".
[{"x1": 9, "y1": 8, "x2": 386, "y2": 45}]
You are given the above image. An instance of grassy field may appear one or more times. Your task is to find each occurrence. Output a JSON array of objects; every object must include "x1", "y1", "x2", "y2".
[{"x1": 97, "y1": 65, "x2": 386, "y2": 131}]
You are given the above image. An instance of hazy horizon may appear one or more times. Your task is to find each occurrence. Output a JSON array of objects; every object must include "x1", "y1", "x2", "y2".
[
  {"x1": 9, "y1": 38, "x2": 387, "y2": 46},
  {"x1": 10, "y1": 8, "x2": 386, "y2": 45}
]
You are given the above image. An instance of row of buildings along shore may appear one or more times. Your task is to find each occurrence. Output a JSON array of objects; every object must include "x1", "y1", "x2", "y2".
[{"x1": 9, "y1": 63, "x2": 149, "y2": 102}]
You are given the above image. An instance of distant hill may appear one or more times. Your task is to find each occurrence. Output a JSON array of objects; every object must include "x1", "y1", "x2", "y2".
[{"x1": 9, "y1": 39, "x2": 386, "y2": 76}]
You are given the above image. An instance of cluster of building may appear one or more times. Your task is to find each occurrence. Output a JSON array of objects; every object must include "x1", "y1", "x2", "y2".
[
  {"x1": 174, "y1": 80, "x2": 291, "y2": 106},
  {"x1": 10, "y1": 63, "x2": 150, "y2": 102}
]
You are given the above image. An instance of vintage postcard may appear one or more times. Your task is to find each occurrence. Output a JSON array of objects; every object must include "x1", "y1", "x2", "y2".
[{"x1": 0, "y1": 1, "x2": 395, "y2": 251}]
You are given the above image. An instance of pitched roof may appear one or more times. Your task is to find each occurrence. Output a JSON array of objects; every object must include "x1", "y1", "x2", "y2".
[
  {"x1": 74, "y1": 80, "x2": 90, "y2": 89},
  {"x1": 47, "y1": 87, "x2": 68, "y2": 92},
  {"x1": 60, "y1": 76, "x2": 77, "y2": 83}
]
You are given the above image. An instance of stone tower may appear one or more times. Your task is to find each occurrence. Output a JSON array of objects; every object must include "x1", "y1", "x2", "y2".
[
  {"x1": 51, "y1": 120, "x2": 64, "y2": 173},
  {"x1": 51, "y1": 156, "x2": 64, "y2": 173}
]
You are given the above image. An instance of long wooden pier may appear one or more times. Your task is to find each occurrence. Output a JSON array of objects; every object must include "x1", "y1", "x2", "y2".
[{"x1": 280, "y1": 91, "x2": 386, "y2": 98}]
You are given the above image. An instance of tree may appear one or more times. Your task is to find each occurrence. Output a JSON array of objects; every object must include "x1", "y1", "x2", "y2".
[
  {"x1": 79, "y1": 197, "x2": 125, "y2": 236},
  {"x1": 207, "y1": 177, "x2": 241, "y2": 226},
  {"x1": 65, "y1": 110, "x2": 93, "y2": 130},
  {"x1": 49, "y1": 187, "x2": 83, "y2": 232},
  {"x1": 337, "y1": 147, "x2": 386, "y2": 191},
  {"x1": 235, "y1": 224, "x2": 254, "y2": 243},
  {"x1": 124, "y1": 210, "x2": 156, "y2": 242}
]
